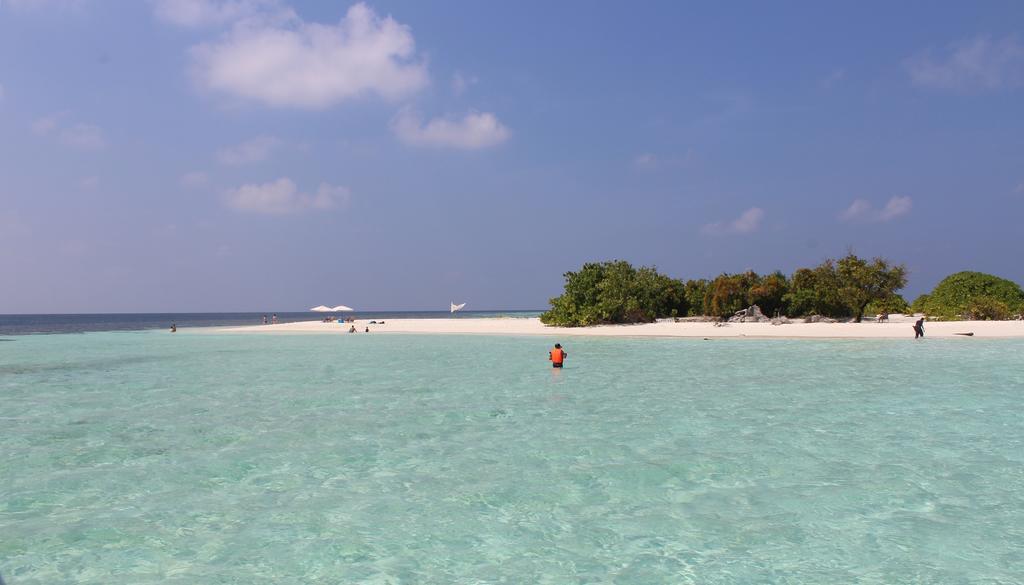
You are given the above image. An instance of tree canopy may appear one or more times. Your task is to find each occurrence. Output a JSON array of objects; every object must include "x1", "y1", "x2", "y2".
[
  {"x1": 912, "y1": 271, "x2": 1024, "y2": 320},
  {"x1": 539, "y1": 261, "x2": 685, "y2": 326},
  {"x1": 542, "y1": 253, "x2": 912, "y2": 326}
]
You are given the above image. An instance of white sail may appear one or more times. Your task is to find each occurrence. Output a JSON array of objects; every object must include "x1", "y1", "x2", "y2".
[{"x1": 450, "y1": 301, "x2": 467, "y2": 313}]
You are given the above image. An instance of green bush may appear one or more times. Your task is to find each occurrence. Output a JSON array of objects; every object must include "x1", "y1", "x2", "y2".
[
  {"x1": 963, "y1": 296, "x2": 1011, "y2": 320},
  {"x1": 784, "y1": 263, "x2": 846, "y2": 318},
  {"x1": 865, "y1": 294, "x2": 910, "y2": 316},
  {"x1": 705, "y1": 272, "x2": 758, "y2": 317},
  {"x1": 540, "y1": 260, "x2": 685, "y2": 326},
  {"x1": 748, "y1": 271, "x2": 790, "y2": 316},
  {"x1": 702, "y1": 271, "x2": 790, "y2": 318},
  {"x1": 919, "y1": 272, "x2": 1024, "y2": 319},
  {"x1": 543, "y1": 253, "x2": 909, "y2": 324},
  {"x1": 682, "y1": 279, "x2": 709, "y2": 316},
  {"x1": 910, "y1": 294, "x2": 930, "y2": 314}
]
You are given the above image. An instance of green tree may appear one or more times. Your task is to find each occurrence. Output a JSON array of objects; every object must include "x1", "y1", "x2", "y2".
[
  {"x1": 704, "y1": 272, "x2": 758, "y2": 317},
  {"x1": 748, "y1": 271, "x2": 790, "y2": 316},
  {"x1": 682, "y1": 279, "x2": 709, "y2": 316},
  {"x1": 963, "y1": 296, "x2": 1012, "y2": 320},
  {"x1": 835, "y1": 253, "x2": 908, "y2": 322},
  {"x1": 865, "y1": 293, "x2": 910, "y2": 316},
  {"x1": 917, "y1": 271, "x2": 1024, "y2": 319},
  {"x1": 540, "y1": 260, "x2": 685, "y2": 326},
  {"x1": 784, "y1": 261, "x2": 847, "y2": 317},
  {"x1": 910, "y1": 293, "x2": 930, "y2": 314}
]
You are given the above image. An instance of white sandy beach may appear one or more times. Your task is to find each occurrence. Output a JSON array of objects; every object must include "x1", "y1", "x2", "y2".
[{"x1": 214, "y1": 314, "x2": 1024, "y2": 339}]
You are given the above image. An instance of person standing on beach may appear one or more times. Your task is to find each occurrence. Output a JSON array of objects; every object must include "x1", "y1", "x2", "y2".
[
  {"x1": 549, "y1": 343, "x2": 567, "y2": 368},
  {"x1": 272, "y1": 314, "x2": 278, "y2": 325},
  {"x1": 913, "y1": 317, "x2": 925, "y2": 339},
  {"x1": 263, "y1": 315, "x2": 268, "y2": 324}
]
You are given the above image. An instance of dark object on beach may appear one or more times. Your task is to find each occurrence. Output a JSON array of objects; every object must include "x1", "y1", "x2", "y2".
[
  {"x1": 955, "y1": 332, "x2": 975, "y2": 336},
  {"x1": 913, "y1": 317, "x2": 925, "y2": 339},
  {"x1": 170, "y1": 323, "x2": 176, "y2": 333}
]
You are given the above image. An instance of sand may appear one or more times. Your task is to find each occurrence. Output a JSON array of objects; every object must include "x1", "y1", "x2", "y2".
[{"x1": 213, "y1": 314, "x2": 1024, "y2": 339}]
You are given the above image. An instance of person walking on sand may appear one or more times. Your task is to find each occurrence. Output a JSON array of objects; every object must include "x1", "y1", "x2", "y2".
[
  {"x1": 549, "y1": 343, "x2": 567, "y2": 368},
  {"x1": 913, "y1": 317, "x2": 925, "y2": 339},
  {"x1": 263, "y1": 314, "x2": 268, "y2": 325}
]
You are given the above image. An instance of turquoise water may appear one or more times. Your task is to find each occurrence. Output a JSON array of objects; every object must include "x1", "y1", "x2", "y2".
[{"x1": 2, "y1": 332, "x2": 1023, "y2": 584}]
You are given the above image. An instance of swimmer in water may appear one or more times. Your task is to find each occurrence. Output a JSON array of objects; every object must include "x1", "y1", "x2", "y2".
[{"x1": 549, "y1": 343, "x2": 567, "y2": 368}]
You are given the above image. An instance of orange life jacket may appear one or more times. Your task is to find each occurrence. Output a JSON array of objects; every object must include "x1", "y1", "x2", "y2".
[{"x1": 550, "y1": 348, "x2": 564, "y2": 364}]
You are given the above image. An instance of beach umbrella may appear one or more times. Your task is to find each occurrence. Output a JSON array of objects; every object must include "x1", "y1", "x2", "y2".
[
  {"x1": 330, "y1": 305, "x2": 355, "y2": 312},
  {"x1": 309, "y1": 305, "x2": 333, "y2": 312}
]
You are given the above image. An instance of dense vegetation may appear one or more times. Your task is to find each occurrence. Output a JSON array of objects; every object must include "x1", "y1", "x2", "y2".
[
  {"x1": 912, "y1": 271, "x2": 1024, "y2": 320},
  {"x1": 543, "y1": 253, "x2": 910, "y2": 326},
  {"x1": 539, "y1": 261, "x2": 685, "y2": 326}
]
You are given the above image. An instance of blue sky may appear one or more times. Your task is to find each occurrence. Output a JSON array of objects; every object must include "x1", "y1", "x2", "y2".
[{"x1": 2, "y1": 0, "x2": 1023, "y2": 312}]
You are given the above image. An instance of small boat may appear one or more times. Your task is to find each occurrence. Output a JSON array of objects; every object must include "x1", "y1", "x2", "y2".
[{"x1": 450, "y1": 301, "x2": 467, "y2": 313}]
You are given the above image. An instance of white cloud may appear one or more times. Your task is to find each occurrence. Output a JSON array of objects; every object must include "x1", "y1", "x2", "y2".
[
  {"x1": 224, "y1": 177, "x2": 350, "y2": 214},
  {"x1": 33, "y1": 112, "x2": 105, "y2": 150},
  {"x1": 840, "y1": 196, "x2": 912, "y2": 223},
  {"x1": 839, "y1": 199, "x2": 872, "y2": 222},
  {"x1": 32, "y1": 112, "x2": 65, "y2": 135},
  {"x1": 452, "y1": 71, "x2": 477, "y2": 96},
  {"x1": 392, "y1": 108, "x2": 509, "y2": 149},
  {"x1": 701, "y1": 207, "x2": 764, "y2": 236},
  {"x1": 58, "y1": 123, "x2": 105, "y2": 150},
  {"x1": 217, "y1": 135, "x2": 280, "y2": 165},
  {"x1": 189, "y1": 2, "x2": 428, "y2": 109},
  {"x1": 633, "y1": 153, "x2": 658, "y2": 169},
  {"x1": 181, "y1": 171, "x2": 209, "y2": 188},
  {"x1": 632, "y1": 149, "x2": 695, "y2": 171},
  {"x1": 878, "y1": 195, "x2": 912, "y2": 221},
  {"x1": 151, "y1": 0, "x2": 290, "y2": 28},
  {"x1": 906, "y1": 36, "x2": 1024, "y2": 91}
]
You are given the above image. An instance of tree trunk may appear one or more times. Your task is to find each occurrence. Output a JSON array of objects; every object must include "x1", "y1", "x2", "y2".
[{"x1": 855, "y1": 302, "x2": 868, "y2": 323}]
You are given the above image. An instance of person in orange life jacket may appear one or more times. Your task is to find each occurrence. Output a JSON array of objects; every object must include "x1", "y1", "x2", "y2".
[{"x1": 549, "y1": 343, "x2": 567, "y2": 368}]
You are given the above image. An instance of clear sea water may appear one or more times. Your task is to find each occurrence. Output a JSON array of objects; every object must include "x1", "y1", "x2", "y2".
[{"x1": 2, "y1": 330, "x2": 1023, "y2": 584}]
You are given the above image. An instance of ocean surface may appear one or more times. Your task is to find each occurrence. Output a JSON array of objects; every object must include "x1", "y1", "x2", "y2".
[
  {"x1": 2, "y1": 330, "x2": 1023, "y2": 584},
  {"x1": 0, "y1": 311, "x2": 541, "y2": 336}
]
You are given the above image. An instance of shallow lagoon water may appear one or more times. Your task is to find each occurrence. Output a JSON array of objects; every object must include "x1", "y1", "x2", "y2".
[{"x1": 2, "y1": 331, "x2": 1023, "y2": 583}]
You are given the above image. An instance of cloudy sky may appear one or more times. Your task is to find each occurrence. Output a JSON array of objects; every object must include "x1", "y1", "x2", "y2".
[{"x1": 2, "y1": 1, "x2": 1023, "y2": 312}]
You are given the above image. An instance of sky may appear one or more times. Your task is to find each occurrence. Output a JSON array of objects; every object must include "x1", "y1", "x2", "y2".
[{"x1": 1, "y1": 0, "x2": 1023, "y2": 313}]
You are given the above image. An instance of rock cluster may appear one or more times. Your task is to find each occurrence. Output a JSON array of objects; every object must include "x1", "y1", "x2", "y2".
[
  {"x1": 804, "y1": 315, "x2": 838, "y2": 323},
  {"x1": 729, "y1": 305, "x2": 772, "y2": 323}
]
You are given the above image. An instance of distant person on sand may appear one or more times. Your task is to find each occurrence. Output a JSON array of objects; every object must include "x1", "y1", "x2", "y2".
[
  {"x1": 913, "y1": 317, "x2": 925, "y2": 339},
  {"x1": 272, "y1": 314, "x2": 278, "y2": 325},
  {"x1": 349, "y1": 325, "x2": 356, "y2": 333},
  {"x1": 262, "y1": 314, "x2": 268, "y2": 325},
  {"x1": 549, "y1": 343, "x2": 567, "y2": 368},
  {"x1": 170, "y1": 323, "x2": 176, "y2": 333},
  {"x1": 365, "y1": 326, "x2": 369, "y2": 333}
]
